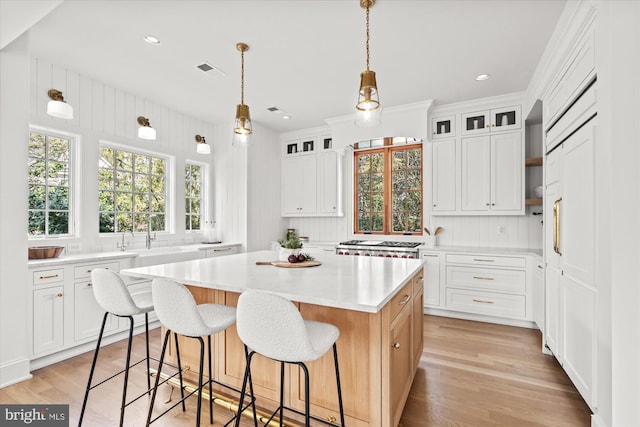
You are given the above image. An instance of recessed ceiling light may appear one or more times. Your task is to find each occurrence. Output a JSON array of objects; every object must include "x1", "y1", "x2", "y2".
[
  {"x1": 282, "y1": 115, "x2": 291, "y2": 120},
  {"x1": 475, "y1": 74, "x2": 490, "y2": 81},
  {"x1": 144, "y1": 35, "x2": 161, "y2": 45}
]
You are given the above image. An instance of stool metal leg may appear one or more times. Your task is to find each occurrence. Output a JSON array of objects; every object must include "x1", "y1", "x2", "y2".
[
  {"x1": 207, "y1": 335, "x2": 213, "y2": 425},
  {"x1": 145, "y1": 312, "x2": 151, "y2": 394},
  {"x1": 235, "y1": 346, "x2": 257, "y2": 427},
  {"x1": 78, "y1": 312, "x2": 109, "y2": 427},
  {"x1": 119, "y1": 316, "x2": 135, "y2": 427},
  {"x1": 279, "y1": 362, "x2": 285, "y2": 426},
  {"x1": 146, "y1": 329, "x2": 171, "y2": 427},
  {"x1": 333, "y1": 344, "x2": 345, "y2": 426},
  {"x1": 298, "y1": 362, "x2": 311, "y2": 427},
  {"x1": 195, "y1": 337, "x2": 205, "y2": 427},
  {"x1": 174, "y1": 332, "x2": 186, "y2": 411}
]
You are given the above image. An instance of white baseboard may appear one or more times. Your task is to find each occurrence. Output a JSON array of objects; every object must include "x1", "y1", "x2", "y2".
[
  {"x1": 424, "y1": 306, "x2": 538, "y2": 329},
  {"x1": 0, "y1": 357, "x2": 32, "y2": 389}
]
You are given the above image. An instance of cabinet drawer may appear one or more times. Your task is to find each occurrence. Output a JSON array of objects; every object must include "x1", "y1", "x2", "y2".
[
  {"x1": 32, "y1": 268, "x2": 65, "y2": 285},
  {"x1": 445, "y1": 266, "x2": 525, "y2": 294},
  {"x1": 446, "y1": 253, "x2": 526, "y2": 268},
  {"x1": 204, "y1": 246, "x2": 238, "y2": 258},
  {"x1": 446, "y1": 288, "x2": 526, "y2": 319},
  {"x1": 74, "y1": 261, "x2": 119, "y2": 279},
  {"x1": 389, "y1": 282, "x2": 412, "y2": 321}
]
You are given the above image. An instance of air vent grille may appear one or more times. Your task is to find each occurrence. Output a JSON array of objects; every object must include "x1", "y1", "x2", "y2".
[{"x1": 195, "y1": 62, "x2": 226, "y2": 78}]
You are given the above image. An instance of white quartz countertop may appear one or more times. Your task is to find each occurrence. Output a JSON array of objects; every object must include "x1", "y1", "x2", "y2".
[
  {"x1": 419, "y1": 245, "x2": 542, "y2": 257},
  {"x1": 121, "y1": 250, "x2": 425, "y2": 313},
  {"x1": 27, "y1": 242, "x2": 241, "y2": 267}
]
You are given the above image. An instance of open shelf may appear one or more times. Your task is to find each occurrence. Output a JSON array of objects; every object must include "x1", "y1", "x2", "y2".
[
  {"x1": 526, "y1": 198, "x2": 543, "y2": 206},
  {"x1": 525, "y1": 157, "x2": 543, "y2": 167}
]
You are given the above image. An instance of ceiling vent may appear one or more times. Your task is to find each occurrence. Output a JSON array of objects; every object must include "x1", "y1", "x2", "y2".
[
  {"x1": 195, "y1": 62, "x2": 226, "y2": 78},
  {"x1": 267, "y1": 106, "x2": 291, "y2": 119}
]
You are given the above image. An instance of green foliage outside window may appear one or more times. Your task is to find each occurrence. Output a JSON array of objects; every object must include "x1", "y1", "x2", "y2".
[
  {"x1": 98, "y1": 146, "x2": 166, "y2": 233},
  {"x1": 185, "y1": 163, "x2": 202, "y2": 231}
]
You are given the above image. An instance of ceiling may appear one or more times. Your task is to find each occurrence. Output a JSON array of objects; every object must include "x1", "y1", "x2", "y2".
[{"x1": 27, "y1": 0, "x2": 566, "y2": 133}]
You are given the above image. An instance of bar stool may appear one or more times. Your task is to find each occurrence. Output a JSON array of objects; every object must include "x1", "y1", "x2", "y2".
[
  {"x1": 235, "y1": 290, "x2": 345, "y2": 427},
  {"x1": 79, "y1": 268, "x2": 155, "y2": 427},
  {"x1": 147, "y1": 278, "x2": 239, "y2": 427}
]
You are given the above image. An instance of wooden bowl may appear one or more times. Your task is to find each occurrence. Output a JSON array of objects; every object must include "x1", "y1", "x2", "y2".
[{"x1": 28, "y1": 246, "x2": 64, "y2": 260}]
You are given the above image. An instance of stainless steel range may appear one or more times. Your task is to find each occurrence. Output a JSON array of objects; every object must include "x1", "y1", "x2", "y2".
[{"x1": 335, "y1": 240, "x2": 421, "y2": 258}]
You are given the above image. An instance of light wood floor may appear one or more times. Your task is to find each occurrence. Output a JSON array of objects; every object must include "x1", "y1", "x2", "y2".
[{"x1": 0, "y1": 315, "x2": 591, "y2": 426}]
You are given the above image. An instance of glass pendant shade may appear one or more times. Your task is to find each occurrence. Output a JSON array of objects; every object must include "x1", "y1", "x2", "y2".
[
  {"x1": 137, "y1": 125, "x2": 156, "y2": 140},
  {"x1": 233, "y1": 103, "x2": 252, "y2": 145},
  {"x1": 355, "y1": 70, "x2": 381, "y2": 127}
]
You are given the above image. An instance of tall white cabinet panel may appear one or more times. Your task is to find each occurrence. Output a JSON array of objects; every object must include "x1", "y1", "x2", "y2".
[
  {"x1": 461, "y1": 135, "x2": 491, "y2": 211},
  {"x1": 421, "y1": 253, "x2": 441, "y2": 306},
  {"x1": 281, "y1": 155, "x2": 317, "y2": 215},
  {"x1": 431, "y1": 139, "x2": 456, "y2": 212},
  {"x1": 317, "y1": 151, "x2": 339, "y2": 215},
  {"x1": 491, "y1": 132, "x2": 523, "y2": 211}
]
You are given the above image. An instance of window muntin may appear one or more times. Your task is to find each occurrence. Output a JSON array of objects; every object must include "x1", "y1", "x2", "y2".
[
  {"x1": 28, "y1": 131, "x2": 73, "y2": 237},
  {"x1": 354, "y1": 140, "x2": 423, "y2": 235},
  {"x1": 98, "y1": 146, "x2": 167, "y2": 233},
  {"x1": 185, "y1": 163, "x2": 202, "y2": 231}
]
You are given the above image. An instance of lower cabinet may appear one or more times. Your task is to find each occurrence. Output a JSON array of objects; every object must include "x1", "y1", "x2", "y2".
[
  {"x1": 421, "y1": 252, "x2": 441, "y2": 306},
  {"x1": 33, "y1": 286, "x2": 65, "y2": 355},
  {"x1": 389, "y1": 303, "x2": 412, "y2": 427},
  {"x1": 74, "y1": 281, "x2": 118, "y2": 341}
]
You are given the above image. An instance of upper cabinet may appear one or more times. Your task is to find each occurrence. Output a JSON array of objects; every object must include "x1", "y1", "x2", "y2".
[
  {"x1": 281, "y1": 132, "x2": 343, "y2": 217},
  {"x1": 461, "y1": 105, "x2": 522, "y2": 136},
  {"x1": 430, "y1": 98, "x2": 525, "y2": 216},
  {"x1": 431, "y1": 115, "x2": 456, "y2": 140}
]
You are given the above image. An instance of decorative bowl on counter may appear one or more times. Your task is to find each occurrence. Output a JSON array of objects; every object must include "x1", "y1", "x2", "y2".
[{"x1": 28, "y1": 246, "x2": 64, "y2": 260}]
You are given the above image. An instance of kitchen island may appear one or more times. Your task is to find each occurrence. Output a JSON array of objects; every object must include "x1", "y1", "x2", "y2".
[{"x1": 122, "y1": 250, "x2": 425, "y2": 427}]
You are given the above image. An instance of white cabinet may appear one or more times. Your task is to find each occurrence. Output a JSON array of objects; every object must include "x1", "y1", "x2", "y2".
[
  {"x1": 33, "y1": 286, "x2": 64, "y2": 355},
  {"x1": 281, "y1": 154, "x2": 317, "y2": 215},
  {"x1": 544, "y1": 113, "x2": 597, "y2": 409},
  {"x1": 317, "y1": 151, "x2": 340, "y2": 215},
  {"x1": 532, "y1": 261, "x2": 544, "y2": 332},
  {"x1": 431, "y1": 115, "x2": 455, "y2": 140},
  {"x1": 461, "y1": 105, "x2": 521, "y2": 136},
  {"x1": 203, "y1": 245, "x2": 239, "y2": 258},
  {"x1": 74, "y1": 281, "x2": 118, "y2": 342},
  {"x1": 431, "y1": 139, "x2": 456, "y2": 212},
  {"x1": 461, "y1": 132, "x2": 523, "y2": 213},
  {"x1": 421, "y1": 252, "x2": 441, "y2": 307}
]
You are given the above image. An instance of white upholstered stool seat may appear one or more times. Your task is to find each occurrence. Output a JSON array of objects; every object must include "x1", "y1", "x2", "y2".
[
  {"x1": 235, "y1": 290, "x2": 345, "y2": 427},
  {"x1": 147, "y1": 278, "x2": 239, "y2": 427},
  {"x1": 79, "y1": 268, "x2": 156, "y2": 427}
]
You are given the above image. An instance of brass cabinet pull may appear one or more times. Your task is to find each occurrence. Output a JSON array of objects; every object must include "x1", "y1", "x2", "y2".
[
  {"x1": 392, "y1": 343, "x2": 401, "y2": 349},
  {"x1": 87, "y1": 283, "x2": 92, "y2": 287},
  {"x1": 537, "y1": 265, "x2": 543, "y2": 269},
  {"x1": 56, "y1": 293, "x2": 63, "y2": 297},
  {"x1": 473, "y1": 276, "x2": 494, "y2": 281},
  {"x1": 423, "y1": 254, "x2": 438, "y2": 258},
  {"x1": 214, "y1": 247, "x2": 232, "y2": 252},
  {"x1": 473, "y1": 259, "x2": 494, "y2": 262},
  {"x1": 398, "y1": 294, "x2": 411, "y2": 305},
  {"x1": 327, "y1": 415, "x2": 337, "y2": 423},
  {"x1": 472, "y1": 299, "x2": 494, "y2": 304},
  {"x1": 553, "y1": 198, "x2": 563, "y2": 255},
  {"x1": 39, "y1": 274, "x2": 59, "y2": 279}
]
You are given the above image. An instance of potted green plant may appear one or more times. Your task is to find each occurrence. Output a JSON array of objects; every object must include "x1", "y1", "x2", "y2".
[{"x1": 277, "y1": 231, "x2": 303, "y2": 261}]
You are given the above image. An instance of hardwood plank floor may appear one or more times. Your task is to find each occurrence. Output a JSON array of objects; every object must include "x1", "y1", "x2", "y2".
[{"x1": 0, "y1": 315, "x2": 591, "y2": 426}]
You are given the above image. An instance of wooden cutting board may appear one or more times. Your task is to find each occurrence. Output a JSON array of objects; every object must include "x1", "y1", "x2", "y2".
[{"x1": 256, "y1": 260, "x2": 322, "y2": 268}]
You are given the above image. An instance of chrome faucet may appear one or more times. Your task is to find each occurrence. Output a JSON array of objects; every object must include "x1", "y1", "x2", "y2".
[
  {"x1": 146, "y1": 216, "x2": 156, "y2": 249},
  {"x1": 117, "y1": 231, "x2": 134, "y2": 251}
]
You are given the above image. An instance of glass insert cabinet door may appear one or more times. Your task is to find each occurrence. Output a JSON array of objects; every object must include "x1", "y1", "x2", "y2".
[
  {"x1": 431, "y1": 115, "x2": 455, "y2": 140},
  {"x1": 461, "y1": 105, "x2": 521, "y2": 136}
]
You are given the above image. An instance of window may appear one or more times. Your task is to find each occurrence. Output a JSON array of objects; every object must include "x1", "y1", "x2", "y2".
[
  {"x1": 28, "y1": 130, "x2": 73, "y2": 237},
  {"x1": 354, "y1": 139, "x2": 423, "y2": 235},
  {"x1": 98, "y1": 145, "x2": 167, "y2": 233},
  {"x1": 185, "y1": 162, "x2": 203, "y2": 231}
]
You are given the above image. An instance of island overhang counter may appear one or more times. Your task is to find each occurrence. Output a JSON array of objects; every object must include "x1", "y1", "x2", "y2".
[{"x1": 121, "y1": 250, "x2": 425, "y2": 427}]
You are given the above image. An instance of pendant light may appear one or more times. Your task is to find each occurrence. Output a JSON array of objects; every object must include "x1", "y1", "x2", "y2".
[
  {"x1": 47, "y1": 89, "x2": 74, "y2": 120},
  {"x1": 195, "y1": 134, "x2": 211, "y2": 154},
  {"x1": 355, "y1": 0, "x2": 381, "y2": 127},
  {"x1": 233, "y1": 42, "x2": 252, "y2": 145}
]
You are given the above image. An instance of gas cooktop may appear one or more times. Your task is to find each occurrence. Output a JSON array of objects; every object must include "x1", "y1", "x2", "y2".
[{"x1": 338, "y1": 240, "x2": 422, "y2": 248}]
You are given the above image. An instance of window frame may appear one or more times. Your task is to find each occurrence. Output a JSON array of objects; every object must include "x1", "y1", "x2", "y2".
[
  {"x1": 353, "y1": 139, "x2": 423, "y2": 236},
  {"x1": 184, "y1": 160, "x2": 208, "y2": 233},
  {"x1": 98, "y1": 141, "x2": 174, "y2": 235},
  {"x1": 28, "y1": 127, "x2": 80, "y2": 239}
]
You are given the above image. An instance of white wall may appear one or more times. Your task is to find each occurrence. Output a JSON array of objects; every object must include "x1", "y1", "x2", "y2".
[{"x1": 0, "y1": 33, "x2": 32, "y2": 387}]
